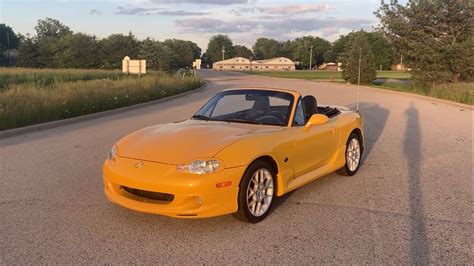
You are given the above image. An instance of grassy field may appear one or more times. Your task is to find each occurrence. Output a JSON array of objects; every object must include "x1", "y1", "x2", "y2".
[
  {"x1": 0, "y1": 68, "x2": 125, "y2": 90},
  {"x1": 0, "y1": 68, "x2": 203, "y2": 130},
  {"x1": 246, "y1": 70, "x2": 472, "y2": 104},
  {"x1": 245, "y1": 70, "x2": 410, "y2": 80},
  {"x1": 372, "y1": 82, "x2": 473, "y2": 105}
]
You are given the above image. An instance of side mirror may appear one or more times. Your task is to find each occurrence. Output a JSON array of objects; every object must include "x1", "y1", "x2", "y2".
[{"x1": 305, "y1": 114, "x2": 329, "y2": 128}]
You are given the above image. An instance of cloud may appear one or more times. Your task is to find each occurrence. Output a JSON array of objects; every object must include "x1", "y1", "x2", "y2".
[
  {"x1": 115, "y1": 7, "x2": 160, "y2": 15},
  {"x1": 176, "y1": 18, "x2": 254, "y2": 33},
  {"x1": 115, "y1": 6, "x2": 207, "y2": 15},
  {"x1": 320, "y1": 27, "x2": 340, "y2": 37},
  {"x1": 266, "y1": 3, "x2": 332, "y2": 15},
  {"x1": 89, "y1": 9, "x2": 102, "y2": 15},
  {"x1": 159, "y1": 10, "x2": 208, "y2": 15},
  {"x1": 175, "y1": 17, "x2": 373, "y2": 36},
  {"x1": 149, "y1": 0, "x2": 248, "y2": 5},
  {"x1": 232, "y1": 3, "x2": 333, "y2": 16}
]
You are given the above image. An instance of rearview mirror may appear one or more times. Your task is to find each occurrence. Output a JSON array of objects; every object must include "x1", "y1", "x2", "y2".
[{"x1": 305, "y1": 114, "x2": 329, "y2": 127}]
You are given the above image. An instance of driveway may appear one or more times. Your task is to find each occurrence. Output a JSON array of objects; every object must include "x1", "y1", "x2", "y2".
[{"x1": 0, "y1": 69, "x2": 472, "y2": 264}]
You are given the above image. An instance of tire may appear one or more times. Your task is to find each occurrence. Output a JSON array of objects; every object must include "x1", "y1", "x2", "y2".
[
  {"x1": 337, "y1": 132, "x2": 363, "y2": 176},
  {"x1": 233, "y1": 161, "x2": 276, "y2": 223}
]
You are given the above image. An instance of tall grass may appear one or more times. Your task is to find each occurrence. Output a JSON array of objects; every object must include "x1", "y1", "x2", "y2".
[
  {"x1": 0, "y1": 68, "x2": 126, "y2": 89},
  {"x1": 0, "y1": 71, "x2": 203, "y2": 130},
  {"x1": 373, "y1": 82, "x2": 473, "y2": 105}
]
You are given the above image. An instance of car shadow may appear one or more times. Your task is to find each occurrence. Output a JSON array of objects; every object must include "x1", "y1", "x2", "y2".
[
  {"x1": 404, "y1": 102, "x2": 429, "y2": 264},
  {"x1": 347, "y1": 102, "x2": 390, "y2": 162},
  {"x1": 268, "y1": 191, "x2": 295, "y2": 215}
]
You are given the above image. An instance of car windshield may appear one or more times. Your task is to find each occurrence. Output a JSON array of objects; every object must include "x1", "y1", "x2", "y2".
[{"x1": 192, "y1": 90, "x2": 294, "y2": 126}]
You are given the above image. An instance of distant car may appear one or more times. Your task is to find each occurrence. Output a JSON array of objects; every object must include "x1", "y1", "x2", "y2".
[{"x1": 103, "y1": 88, "x2": 364, "y2": 223}]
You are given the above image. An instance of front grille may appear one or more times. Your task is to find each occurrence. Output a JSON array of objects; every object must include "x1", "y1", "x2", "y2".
[{"x1": 121, "y1": 186, "x2": 174, "y2": 202}]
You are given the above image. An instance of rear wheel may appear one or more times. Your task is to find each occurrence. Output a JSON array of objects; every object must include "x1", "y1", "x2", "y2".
[
  {"x1": 337, "y1": 132, "x2": 362, "y2": 176},
  {"x1": 233, "y1": 161, "x2": 276, "y2": 223}
]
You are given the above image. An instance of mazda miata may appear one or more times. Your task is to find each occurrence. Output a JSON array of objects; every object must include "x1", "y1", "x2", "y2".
[{"x1": 103, "y1": 88, "x2": 364, "y2": 223}]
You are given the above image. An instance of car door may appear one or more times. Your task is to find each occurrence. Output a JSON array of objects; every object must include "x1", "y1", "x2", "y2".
[{"x1": 291, "y1": 99, "x2": 340, "y2": 177}]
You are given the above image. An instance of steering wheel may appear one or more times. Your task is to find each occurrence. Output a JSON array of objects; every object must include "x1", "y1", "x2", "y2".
[
  {"x1": 255, "y1": 113, "x2": 285, "y2": 124},
  {"x1": 269, "y1": 112, "x2": 287, "y2": 123}
]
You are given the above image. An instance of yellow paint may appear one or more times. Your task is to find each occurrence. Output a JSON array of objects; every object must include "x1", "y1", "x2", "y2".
[{"x1": 103, "y1": 88, "x2": 364, "y2": 218}]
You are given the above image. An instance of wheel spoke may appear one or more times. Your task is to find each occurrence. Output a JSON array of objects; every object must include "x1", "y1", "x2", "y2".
[
  {"x1": 255, "y1": 201, "x2": 262, "y2": 215},
  {"x1": 249, "y1": 199, "x2": 256, "y2": 206},
  {"x1": 346, "y1": 138, "x2": 361, "y2": 172},
  {"x1": 247, "y1": 187, "x2": 256, "y2": 199},
  {"x1": 246, "y1": 168, "x2": 275, "y2": 217},
  {"x1": 263, "y1": 177, "x2": 270, "y2": 189}
]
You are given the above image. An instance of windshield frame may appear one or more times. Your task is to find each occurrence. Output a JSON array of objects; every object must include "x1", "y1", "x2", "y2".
[{"x1": 192, "y1": 89, "x2": 295, "y2": 127}]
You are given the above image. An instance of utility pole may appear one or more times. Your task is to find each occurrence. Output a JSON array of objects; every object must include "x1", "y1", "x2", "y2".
[
  {"x1": 221, "y1": 46, "x2": 225, "y2": 61},
  {"x1": 400, "y1": 53, "x2": 403, "y2": 70},
  {"x1": 309, "y1": 45, "x2": 313, "y2": 70},
  {"x1": 250, "y1": 56, "x2": 253, "y2": 72},
  {"x1": 357, "y1": 47, "x2": 361, "y2": 112},
  {"x1": 7, "y1": 31, "x2": 11, "y2": 66}
]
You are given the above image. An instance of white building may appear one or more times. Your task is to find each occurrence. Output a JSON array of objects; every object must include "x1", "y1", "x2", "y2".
[{"x1": 213, "y1": 57, "x2": 295, "y2": 71}]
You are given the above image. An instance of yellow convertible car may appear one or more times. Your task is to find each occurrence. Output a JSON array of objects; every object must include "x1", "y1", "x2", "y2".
[{"x1": 103, "y1": 88, "x2": 364, "y2": 223}]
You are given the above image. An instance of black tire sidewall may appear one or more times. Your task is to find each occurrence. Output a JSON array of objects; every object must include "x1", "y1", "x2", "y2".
[{"x1": 237, "y1": 161, "x2": 276, "y2": 223}]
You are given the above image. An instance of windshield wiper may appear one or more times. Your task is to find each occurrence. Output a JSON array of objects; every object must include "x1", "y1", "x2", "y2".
[
  {"x1": 191, "y1": 114, "x2": 210, "y2": 121},
  {"x1": 223, "y1": 118, "x2": 261, "y2": 125}
]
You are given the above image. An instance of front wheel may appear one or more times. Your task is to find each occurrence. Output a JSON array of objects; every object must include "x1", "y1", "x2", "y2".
[
  {"x1": 233, "y1": 161, "x2": 276, "y2": 223},
  {"x1": 337, "y1": 132, "x2": 362, "y2": 176}
]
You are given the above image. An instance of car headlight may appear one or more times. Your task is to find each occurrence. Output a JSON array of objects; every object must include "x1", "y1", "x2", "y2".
[
  {"x1": 176, "y1": 159, "x2": 222, "y2": 174},
  {"x1": 108, "y1": 145, "x2": 118, "y2": 161}
]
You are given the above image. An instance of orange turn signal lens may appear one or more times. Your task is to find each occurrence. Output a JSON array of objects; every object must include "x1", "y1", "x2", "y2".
[{"x1": 216, "y1": 181, "x2": 232, "y2": 188}]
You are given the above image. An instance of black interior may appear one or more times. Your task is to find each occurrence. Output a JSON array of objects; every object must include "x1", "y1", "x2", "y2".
[
  {"x1": 213, "y1": 104, "x2": 290, "y2": 126},
  {"x1": 302, "y1": 95, "x2": 318, "y2": 121},
  {"x1": 303, "y1": 95, "x2": 341, "y2": 121},
  {"x1": 205, "y1": 93, "x2": 340, "y2": 126}
]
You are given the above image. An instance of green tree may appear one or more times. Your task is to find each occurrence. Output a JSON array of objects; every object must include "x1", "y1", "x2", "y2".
[
  {"x1": 367, "y1": 32, "x2": 394, "y2": 70},
  {"x1": 206, "y1": 34, "x2": 235, "y2": 64},
  {"x1": 163, "y1": 39, "x2": 201, "y2": 68},
  {"x1": 34, "y1": 18, "x2": 72, "y2": 39},
  {"x1": 200, "y1": 52, "x2": 211, "y2": 68},
  {"x1": 0, "y1": 24, "x2": 19, "y2": 65},
  {"x1": 99, "y1": 33, "x2": 139, "y2": 69},
  {"x1": 329, "y1": 32, "x2": 394, "y2": 70},
  {"x1": 253, "y1": 38, "x2": 280, "y2": 59},
  {"x1": 17, "y1": 35, "x2": 40, "y2": 67},
  {"x1": 0, "y1": 24, "x2": 20, "y2": 59},
  {"x1": 340, "y1": 31, "x2": 376, "y2": 84},
  {"x1": 37, "y1": 37, "x2": 60, "y2": 67},
  {"x1": 291, "y1": 36, "x2": 332, "y2": 69},
  {"x1": 233, "y1": 45, "x2": 253, "y2": 59},
  {"x1": 30, "y1": 18, "x2": 74, "y2": 67},
  {"x1": 328, "y1": 34, "x2": 350, "y2": 62},
  {"x1": 53, "y1": 33, "x2": 100, "y2": 68},
  {"x1": 279, "y1": 40, "x2": 294, "y2": 59},
  {"x1": 376, "y1": 0, "x2": 474, "y2": 83},
  {"x1": 138, "y1": 38, "x2": 178, "y2": 71}
]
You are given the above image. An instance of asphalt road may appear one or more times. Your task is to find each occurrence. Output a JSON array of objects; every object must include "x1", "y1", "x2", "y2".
[{"x1": 1, "y1": 70, "x2": 472, "y2": 264}]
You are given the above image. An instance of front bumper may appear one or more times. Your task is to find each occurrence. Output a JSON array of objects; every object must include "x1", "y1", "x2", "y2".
[{"x1": 103, "y1": 157, "x2": 245, "y2": 218}]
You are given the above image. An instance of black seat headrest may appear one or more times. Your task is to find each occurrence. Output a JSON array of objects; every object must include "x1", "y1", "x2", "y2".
[{"x1": 302, "y1": 95, "x2": 318, "y2": 119}]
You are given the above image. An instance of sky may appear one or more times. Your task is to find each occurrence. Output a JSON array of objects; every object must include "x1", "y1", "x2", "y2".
[{"x1": 0, "y1": 0, "x2": 405, "y2": 50}]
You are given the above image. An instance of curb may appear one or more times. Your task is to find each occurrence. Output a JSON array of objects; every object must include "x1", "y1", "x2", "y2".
[{"x1": 0, "y1": 81, "x2": 210, "y2": 139}]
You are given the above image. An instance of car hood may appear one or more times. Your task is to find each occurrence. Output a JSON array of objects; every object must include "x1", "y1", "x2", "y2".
[{"x1": 116, "y1": 119, "x2": 284, "y2": 164}]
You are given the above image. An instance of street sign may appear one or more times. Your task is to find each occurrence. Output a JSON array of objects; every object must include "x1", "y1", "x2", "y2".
[{"x1": 122, "y1": 56, "x2": 146, "y2": 75}]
